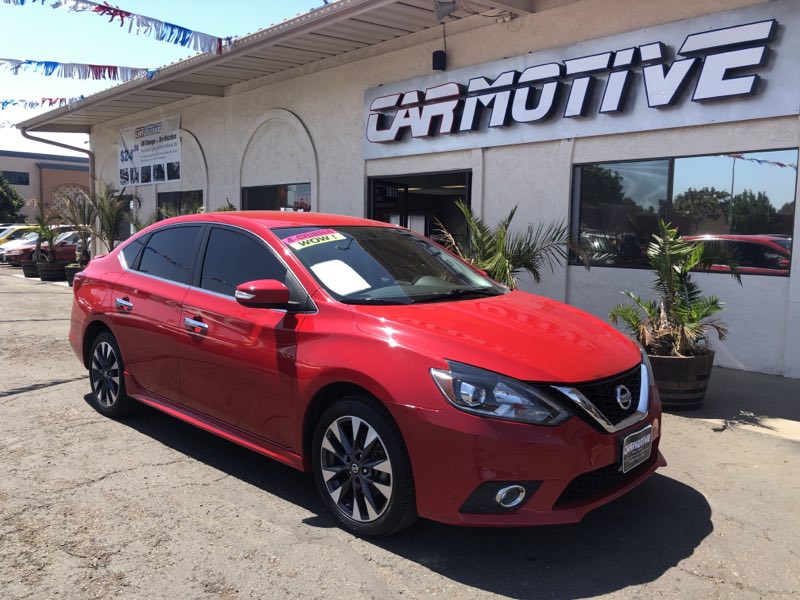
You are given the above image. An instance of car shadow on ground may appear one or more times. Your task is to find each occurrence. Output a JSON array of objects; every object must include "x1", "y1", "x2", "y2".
[
  {"x1": 111, "y1": 399, "x2": 712, "y2": 599},
  {"x1": 675, "y1": 366, "x2": 800, "y2": 428}
]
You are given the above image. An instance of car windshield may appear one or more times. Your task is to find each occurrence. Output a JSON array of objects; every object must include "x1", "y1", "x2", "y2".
[
  {"x1": 21, "y1": 232, "x2": 39, "y2": 241},
  {"x1": 773, "y1": 238, "x2": 791, "y2": 252},
  {"x1": 55, "y1": 231, "x2": 78, "y2": 244},
  {"x1": 274, "y1": 225, "x2": 506, "y2": 305}
]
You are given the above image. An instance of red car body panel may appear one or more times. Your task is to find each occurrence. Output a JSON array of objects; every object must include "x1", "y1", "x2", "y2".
[
  {"x1": 70, "y1": 212, "x2": 664, "y2": 527},
  {"x1": 5, "y1": 237, "x2": 78, "y2": 266}
]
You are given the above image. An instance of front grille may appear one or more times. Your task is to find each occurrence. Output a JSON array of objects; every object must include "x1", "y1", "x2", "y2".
[
  {"x1": 573, "y1": 366, "x2": 641, "y2": 425},
  {"x1": 554, "y1": 452, "x2": 657, "y2": 508}
]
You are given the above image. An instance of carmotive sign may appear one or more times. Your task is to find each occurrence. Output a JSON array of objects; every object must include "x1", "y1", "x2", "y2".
[{"x1": 363, "y1": 2, "x2": 800, "y2": 159}]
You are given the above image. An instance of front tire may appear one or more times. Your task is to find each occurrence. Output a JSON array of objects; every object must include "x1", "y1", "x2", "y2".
[
  {"x1": 312, "y1": 396, "x2": 416, "y2": 536},
  {"x1": 88, "y1": 332, "x2": 136, "y2": 418}
]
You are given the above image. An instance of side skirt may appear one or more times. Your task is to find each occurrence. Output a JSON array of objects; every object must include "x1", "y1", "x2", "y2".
[{"x1": 130, "y1": 391, "x2": 306, "y2": 472}]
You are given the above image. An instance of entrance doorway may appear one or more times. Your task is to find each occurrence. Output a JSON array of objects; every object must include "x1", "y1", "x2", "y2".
[{"x1": 368, "y1": 171, "x2": 471, "y2": 238}]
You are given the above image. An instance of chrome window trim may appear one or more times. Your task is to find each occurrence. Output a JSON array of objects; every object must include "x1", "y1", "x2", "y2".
[
  {"x1": 116, "y1": 221, "x2": 318, "y2": 314},
  {"x1": 553, "y1": 363, "x2": 649, "y2": 434}
]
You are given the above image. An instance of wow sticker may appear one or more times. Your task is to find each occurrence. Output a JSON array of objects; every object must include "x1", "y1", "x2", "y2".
[{"x1": 284, "y1": 229, "x2": 347, "y2": 250}]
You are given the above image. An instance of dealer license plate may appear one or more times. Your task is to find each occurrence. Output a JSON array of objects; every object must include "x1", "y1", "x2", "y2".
[{"x1": 620, "y1": 424, "x2": 653, "y2": 473}]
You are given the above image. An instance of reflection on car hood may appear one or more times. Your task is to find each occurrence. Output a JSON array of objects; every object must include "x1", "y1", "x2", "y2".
[
  {"x1": 0, "y1": 238, "x2": 37, "y2": 252},
  {"x1": 351, "y1": 290, "x2": 640, "y2": 383}
]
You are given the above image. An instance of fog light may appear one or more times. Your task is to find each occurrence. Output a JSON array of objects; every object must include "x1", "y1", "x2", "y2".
[{"x1": 495, "y1": 485, "x2": 527, "y2": 508}]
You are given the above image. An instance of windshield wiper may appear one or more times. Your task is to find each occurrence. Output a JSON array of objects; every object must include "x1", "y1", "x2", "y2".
[
  {"x1": 411, "y1": 287, "x2": 502, "y2": 303},
  {"x1": 343, "y1": 296, "x2": 413, "y2": 305}
]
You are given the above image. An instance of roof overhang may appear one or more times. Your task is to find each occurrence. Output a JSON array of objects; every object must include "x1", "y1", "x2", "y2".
[{"x1": 18, "y1": 0, "x2": 547, "y2": 133}]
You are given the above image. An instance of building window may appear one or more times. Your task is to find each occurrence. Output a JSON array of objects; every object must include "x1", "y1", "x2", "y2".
[
  {"x1": 1, "y1": 171, "x2": 30, "y2": 186},
  {"x1": 241, "y1": 183, "x2": 311, "y2": 212},
  {"x1": 571, "y1": 149, "x2": 797, "y2": 276},
  {"x1": 368, "y1": 171, "x2": 471, "y2": 238},
  {"x1": 157, "y1": 190, "x2": 203, "y2": 218}
]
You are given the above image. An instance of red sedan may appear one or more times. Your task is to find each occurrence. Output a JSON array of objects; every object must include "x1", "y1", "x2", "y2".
[
  {"x1": 70, "y1": 212, "x2": 664, "y2": 536},
  {"x1": 5, "y1": 230, "x2": 79, "y2": 266}
]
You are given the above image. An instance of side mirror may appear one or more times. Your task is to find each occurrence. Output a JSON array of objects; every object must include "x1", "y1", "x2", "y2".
[{"x1": 235, "y1": 279, "x2": 290, "y2": 309}]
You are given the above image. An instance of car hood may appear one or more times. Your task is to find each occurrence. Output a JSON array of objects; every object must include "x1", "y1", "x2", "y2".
[
  {"x1": 0, "y1": 239, "x2": 37, "y2": 251},
  {"x1": 351, "y1": 290, "x2": 640, "y2": 384}
]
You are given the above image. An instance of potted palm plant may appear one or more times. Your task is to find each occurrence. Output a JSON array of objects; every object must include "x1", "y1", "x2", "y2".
[
  {"x1": 34, "y1": 212, "x2": 67, "y2": 281},
  {"x1": 609, "y1": 220, "x2": 741, "y2": 409},
  {"x1": 56, "y1": 188, "x2": 96, "y2": 286},
  {"x1": 89, "y1": 181, "x2": 134, "y2": 254},
  {"x1": 436, "y1": 200, "x2": 585, "y2": 288}
]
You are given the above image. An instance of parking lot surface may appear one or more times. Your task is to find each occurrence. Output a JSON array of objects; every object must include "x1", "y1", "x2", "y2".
[{"x1": 1, "y1": 268, "x2": 798, "y2": 599}]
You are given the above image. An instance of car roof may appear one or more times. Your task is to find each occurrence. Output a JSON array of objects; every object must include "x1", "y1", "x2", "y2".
[{"x1": 154, "y1": 211, "x2": 396, "y2": 230}]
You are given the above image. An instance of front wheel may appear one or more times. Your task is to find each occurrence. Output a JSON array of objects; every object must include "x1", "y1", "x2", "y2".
[
  {"x1": 312, "y1": 397, "x2": 416, "y2": 536},
  {"x1": 88, "y1": 332, "x2": 136, "y2": 418}
]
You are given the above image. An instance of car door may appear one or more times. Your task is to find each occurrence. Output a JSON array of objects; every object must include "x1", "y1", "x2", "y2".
[
  {"x1": 178, "y1": 225, "x2": 311, "y2": 448},
  {"x1": 109, "y1": 224, "x2": 204, "y2": 403}
]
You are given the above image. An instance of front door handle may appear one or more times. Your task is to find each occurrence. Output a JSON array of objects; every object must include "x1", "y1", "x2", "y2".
[
  {"x1": 115, "y1": 297, "x2": 133, "y2": 311},
  {"x1": 184, "y1": 316, "x2": 208, "y2": 334}
]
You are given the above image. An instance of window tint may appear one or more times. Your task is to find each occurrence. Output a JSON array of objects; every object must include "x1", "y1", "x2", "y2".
[
  {"x1": 200, "y1": 227, "x2": 288, "y2": 296},
  {"x1": 121, "y1": 236, "x2": 146, "y2": 269},
  {"x1": 241, "y1": 183, "x2": 311, "y2": 212},
  {"x1": 137, "y1": 226, "x2": 201, "y2": 284},
  {"x1": 572, "y1": 149, "x2": 797, "y2": 275},
  {"x1": 157, "y1": 190, "x2": 203, "y2": 217}
]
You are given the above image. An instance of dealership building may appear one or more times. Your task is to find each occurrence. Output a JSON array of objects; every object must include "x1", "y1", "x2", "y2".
[{"x1": 18, "y1": 0, "x2": 800, "y2": 378}]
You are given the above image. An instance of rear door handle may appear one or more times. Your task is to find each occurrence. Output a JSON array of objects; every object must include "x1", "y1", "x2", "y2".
[
  {"x1": 184, "y1": 316, "x2": 208, "y2": 334},
  {"x1": 115, "y1": 297, "x2": 133, "y2": 311}
]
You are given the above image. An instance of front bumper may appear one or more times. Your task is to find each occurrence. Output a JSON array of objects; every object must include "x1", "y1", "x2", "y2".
[{"x1": 388, "y1": 385, "x2": 664, "y2": 526}]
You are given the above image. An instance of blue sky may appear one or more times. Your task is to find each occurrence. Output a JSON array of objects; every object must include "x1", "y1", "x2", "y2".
[{"x1": 0, "y1": 0, "x2": 323, "y2": 153}]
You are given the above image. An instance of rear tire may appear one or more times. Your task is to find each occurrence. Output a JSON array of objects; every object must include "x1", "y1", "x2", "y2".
[
  {"x1": 88, "y1": 332, "x2": 136, "y2": 418},
  {"x1": 312, "y1": 396, "x2": 417, "y2": 536}
]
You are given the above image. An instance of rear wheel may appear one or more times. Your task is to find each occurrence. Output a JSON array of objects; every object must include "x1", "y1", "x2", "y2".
[
  {"x1": 88, "y1": 332, "x2": 136, "y2": 418},
  {"x1": 312, "y1": 396, "x2": 416, "y2": 536}
]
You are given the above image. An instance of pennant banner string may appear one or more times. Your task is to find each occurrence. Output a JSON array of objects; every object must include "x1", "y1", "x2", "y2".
[
  {"x1": 1, "y1": 96, "x2": 86, "y2": 109},
  {"x1": 0, "y1": 57, "x2": 157, "y2": 81},
  {"x1": 722, "y1": 153, "x2": 798, "y2": 171},
  {"x1": 2, "y1": 0, "x2": 229, "y2": 55}
]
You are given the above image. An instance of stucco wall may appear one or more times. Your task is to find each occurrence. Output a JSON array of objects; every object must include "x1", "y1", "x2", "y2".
[{"x1": 87, "y1": 0, "x2": 800, "y2": 376}]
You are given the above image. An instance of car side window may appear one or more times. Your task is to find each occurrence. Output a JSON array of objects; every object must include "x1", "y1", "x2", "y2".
[
  {"x1": 200, "y1": 227, "x2": 289, "y2": 297},
  {"x1": 137, "y1": 226, "x2": 201, "y2": 284},
  {"x1": 121, "y1": 236, "x2": 146, "y2": 269}
]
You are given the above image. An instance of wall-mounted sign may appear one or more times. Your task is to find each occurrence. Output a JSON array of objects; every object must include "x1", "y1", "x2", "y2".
[
  {"x1": 118, "y1": 115, "x2": 181, "y2": 187},
  {"x1": 363, "y1": 1, "x2": 799, "y2": 160}
]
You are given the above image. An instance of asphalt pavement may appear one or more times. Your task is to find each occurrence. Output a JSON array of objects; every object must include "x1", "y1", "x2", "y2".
[{"x1": 0, "y1": 267, "x2": 798, "y2": 599}]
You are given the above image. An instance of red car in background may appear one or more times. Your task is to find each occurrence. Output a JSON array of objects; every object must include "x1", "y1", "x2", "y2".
[
  {"x1": 684, "y1": 234, "x2": 792, "y2": 276},
  {"x1": 69, "y1": 212, "x2": 664, "y2": 536},
  {"x1": 5, "y1": 230, "x2": 79, "y2": 266}
]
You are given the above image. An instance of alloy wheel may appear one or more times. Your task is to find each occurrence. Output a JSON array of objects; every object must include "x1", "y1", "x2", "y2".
[
  {"x1": 91, "y1": 341, "x2": 121, "y2": 408},
  {"x1": 320, "y1": 415, "x2": 393, "y2": 523}
]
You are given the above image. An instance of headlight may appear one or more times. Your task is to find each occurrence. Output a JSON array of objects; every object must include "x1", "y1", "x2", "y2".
[
  {"x1": 639, "y1": 345, "x2": 655, "y2": 387},
  {"x1": 430, "y1": 361, "x2": 571, "y2": 426}
]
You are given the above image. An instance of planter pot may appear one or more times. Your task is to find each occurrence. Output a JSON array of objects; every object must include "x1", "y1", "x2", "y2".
[
  {"x1": 65, "y1": 265, "x2": 82, "y2": 287},
  {"x1": 37, "y1": 261, "x2": 67, "y2": 282},
  {"x1": 649, "y1": 353, "x2": 715, "y2": 411},
  {"x1": 21, "y1": 259, "x2": 39, "y2": 278}
]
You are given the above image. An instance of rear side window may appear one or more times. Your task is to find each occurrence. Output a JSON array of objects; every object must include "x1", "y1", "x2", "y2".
[
  {"x1": 200, "y1": 227, "x2": 288, "y2": 296},
  {"x1": 138, "y1": 226, "x2": 201, "y2": 284},
  {"x1": 121, "y1": 236, "x2": 146, "y2": 269}
]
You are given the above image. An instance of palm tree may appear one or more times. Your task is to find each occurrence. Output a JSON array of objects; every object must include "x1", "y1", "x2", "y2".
[
  {"x1": 609, "y1": 220, "x2": 741, "y2": 356},
  {"x1": 90, "y1": 181, "x2": 134, "y2": 253},
  {"x1": 56, "y1": 188, "x2": 96, "y2": 265},
  {"x1": 436, "y1": 200, "x2": 583, "y2": 289}
]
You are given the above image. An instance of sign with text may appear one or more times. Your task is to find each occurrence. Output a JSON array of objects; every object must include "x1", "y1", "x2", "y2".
[
  {"x1": 118, "y1": 115, "x2": 181, "y2": 187},
  {"x1": 363, "y1": 2, "x2": 800, "y2": 159}
]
